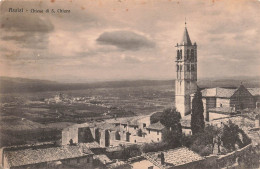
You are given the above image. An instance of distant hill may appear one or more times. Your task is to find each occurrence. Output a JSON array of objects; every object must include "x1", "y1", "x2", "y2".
[
  {"x1": 198, "y1": 76, "x2": 260, "y2": 89},
  {"x1": 0, "y1": 76, "x2": 259, "y2": 93},
  {"x1": 0, "y1": 76, "x2": 174, "y2": 93}
]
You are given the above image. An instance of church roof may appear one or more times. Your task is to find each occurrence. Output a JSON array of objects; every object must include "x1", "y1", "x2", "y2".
[
  {"x1": 248, "y1": 88, "x2": 260, "y2": 96},
  {"x1": 200, "y1": 87, "x2": 236, "y2": 98},
  {"x1": 181, "y1": 27, "x2": 192, "y2": 46}
]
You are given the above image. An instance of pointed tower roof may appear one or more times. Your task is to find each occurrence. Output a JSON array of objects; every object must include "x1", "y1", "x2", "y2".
[{"x1": 181, "y1": 21, "x2": 192, "y2": 45}]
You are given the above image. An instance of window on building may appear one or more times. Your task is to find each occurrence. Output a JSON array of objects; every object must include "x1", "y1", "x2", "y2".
[
  {"x1": 143, "y1": 123, "x2": 146, "y2": 128},
  {"x1": 148, "y1": 130, "x2": 150, "y2": 134},
  {"x1": 157, "y1": 131, "x2": 159, "y2": 135},
  {"x1": 191, "y1": 65, "x2": 195, "y2": 71},
  {"x1": 187, "y1": 49, "x2": 190, "y2": 60},
  {"x1": 180, "y1": 65, "x2": 182, "y2": 71},
  {"x1": 187, "y1": 65, "x2": 190, "y2": 71},
  {"x1": 157, "y1": 138, "x2": 159, "y2": 141},
  {"x1": 191, "y1": 49, "x2": 194, "y2": 61},
  {"x1": 180, "y1": 50, "x2": 182, "y2": 60},
  {"x1": 177, "y1": 65, "x2": 179, "y2": 71}
]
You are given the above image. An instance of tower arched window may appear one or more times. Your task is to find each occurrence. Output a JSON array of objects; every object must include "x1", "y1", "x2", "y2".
[
  {"x1": 180, "y1": 50, "x2": 182, "y2": 60},
  {"x1": 177, "y1": 50, "x2": 180, "y2": 60},
  {"x1": 187, "y1": 49, "x2": 190, "y2": 61},
  {"x1": 180, "y1": 65, "x2": 182, "y2": 71},
  {"x1": 191, "y1": 65, "x2": 194, "y2": 71},
  {"x1": 191, "y1": 49, "x2": 194, "y2": 61},
  {"x1": 177, "y1": 65, "x2": 179, "y2": 71},
  {"x1": 187, "y1": 65, "x2": 190, "y2": 71}
]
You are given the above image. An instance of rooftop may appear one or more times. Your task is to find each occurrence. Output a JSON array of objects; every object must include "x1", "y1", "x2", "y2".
[
  {"x1": 146, "y1": 121, "x2": 165, "y2": 131},
  {"x1": 5, "y1": 145, "x2": 93, "y2": 167},
  {"x1": 181, "y1": 27, "x2": 192, "y2": 46},
  {"x1": 144, "y1": 147, "x2": 204, "y2": 169},
  {"x1": 200, "y1": 87, "x2": 236, "y2": 98},
  {"x1": 248, "y1": 88, "x2": 260, "y2": 96},
  {"x1": 93, "y1": 154, "x2": 112, "y2": 164},
  {"x1": 208, "y1": 107, "x2": 235, "y2": 114},
  {"x1": 79, "y1": 142, "x2": 101, "y2": 149}
]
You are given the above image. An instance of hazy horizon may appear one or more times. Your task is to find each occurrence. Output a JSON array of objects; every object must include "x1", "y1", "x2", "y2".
[
  {"x1": 1, "y1": 0, "x2": 260, "y2": 83},
  {"x1": 1, "y1": 74, "x2": 260, "y2": 84}
]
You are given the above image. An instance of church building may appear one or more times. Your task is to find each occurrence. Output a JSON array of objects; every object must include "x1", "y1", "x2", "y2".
[
  {"x1": 175, "y1": 22, "x2": 260, "y2": 120},
  {"x1": 175, "y1": 23, "x2": 197, "y2": 117}
]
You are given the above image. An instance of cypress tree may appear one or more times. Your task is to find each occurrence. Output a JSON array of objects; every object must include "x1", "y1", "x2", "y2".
[{"x1": 191, "y1": 89, "x2": 205, "y2": 135}]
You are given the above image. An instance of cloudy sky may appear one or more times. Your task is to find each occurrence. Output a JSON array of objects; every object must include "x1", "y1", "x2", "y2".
[{"x1": 0, "y1": 0, "x2": 260, "y2": 82}]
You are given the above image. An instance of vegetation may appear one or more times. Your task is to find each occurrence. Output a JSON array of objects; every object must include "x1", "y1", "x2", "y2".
[
  {"x1": 182, "y1": 122, "x2": 252, "y2": 156},
  {"x1": 221, "y1": 120, "x2": 251, "y2": 152},
  {"x1": 121, "y1": 144, "x2": 141, "y2": 160},
  {"x1": 141, "y1": 142, "x2": 168, "y2": 153},
  {"x1": 191, "y1": 89, "x2": 205, "y2": 135},
  {"x1": 149, "y1": 108, "x2": 182, "y2": 149}
]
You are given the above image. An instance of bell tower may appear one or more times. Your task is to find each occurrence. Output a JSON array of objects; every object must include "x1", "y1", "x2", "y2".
[{"x1": 175, "y1": 22, "x2": 197, "y2": 117}]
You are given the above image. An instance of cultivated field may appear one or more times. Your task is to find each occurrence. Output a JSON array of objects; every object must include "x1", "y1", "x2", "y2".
[{"x1": 0, "y1": 85, "x2": 174, "y2": 147}]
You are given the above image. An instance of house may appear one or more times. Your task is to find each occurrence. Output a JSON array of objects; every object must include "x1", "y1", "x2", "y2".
[
  {"x1": 145, "y1": 121, "x2": 165, "y2": 142},
  {"x1": 143, "y1": 147, "x2": 205, "y2": 169},
  {"x1": 1, "y1": 144, "x2": 94, "y2": 169}
]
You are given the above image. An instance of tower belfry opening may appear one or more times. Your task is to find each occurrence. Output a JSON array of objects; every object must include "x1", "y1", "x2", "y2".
[{"x1": 175, "y1": 22, "x2": 197, "y2": 117}]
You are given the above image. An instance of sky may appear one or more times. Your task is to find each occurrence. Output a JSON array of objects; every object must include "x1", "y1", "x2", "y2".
[{"x1": 0, "y1": 0, "x2": 260, "y2": 82}]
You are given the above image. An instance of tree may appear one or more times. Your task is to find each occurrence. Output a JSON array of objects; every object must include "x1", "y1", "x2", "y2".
[
  {"x1": 221, "y1": 120, "x2": 251, "y2": 152},
  {"x1": 160, "y1": 108, "x2": 182, "y2": 148},
  {"x1": 189, "y1": 125, "x2": 219, "y2": 156},
  {"x1": 191, "y1": 89, "x2": 205, "y2": 135},
  {"x1": 160, "y1": 108, "x2": 182, "y2": 129}
]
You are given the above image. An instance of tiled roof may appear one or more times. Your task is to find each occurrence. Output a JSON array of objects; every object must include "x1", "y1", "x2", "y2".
[
  {"x1": 107, "y1": 161, "x2": 130, "y2": 169},
  {"x1": 5, "y1": 145, "x2": 93, "y2": 167},
  {"x1": 144, "y1": 147, "x2": 204, "y2": 168},
  {"x1": 146, "y1": 121, "x2": 165, "y2": 131},
  {"x1": 63, "y1": 122, "x2": 91, "y2": 131},
  {"x1": 208, "y1": 107, "x2": 234, "y2": 114},
  {"x1": 94, "y1": 154, "x2": 112, "y2": 164},
  {"x1": 200, "y1": 87, "x2": 236, "y2": 98},
  {"x1": 96, "y1": 123, "x2": 120, "y2": 131},
  {"x1": 79, "y1": 142, "x2": 100, "y2": 149},
  {"x1": 248, "y1": 88, "x2": 260, "y2": 96}
]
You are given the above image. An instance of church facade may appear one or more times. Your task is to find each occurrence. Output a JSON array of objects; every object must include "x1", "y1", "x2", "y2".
[{"x1": 175, "y1": 24, "x2": 197, "y2": 117}]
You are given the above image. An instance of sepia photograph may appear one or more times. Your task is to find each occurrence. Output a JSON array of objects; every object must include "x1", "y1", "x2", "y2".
[{"x1": 0, "y1": 0, "x2": 260, "y2": 168}]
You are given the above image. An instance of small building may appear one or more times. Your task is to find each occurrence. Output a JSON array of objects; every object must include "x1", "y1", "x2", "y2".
[
  {"x1": 1, "y1": 144, "x2": 94, "y2": 169},
  {"x1": 145, "y1": 121, "x2": 165, "y2": 142}
]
